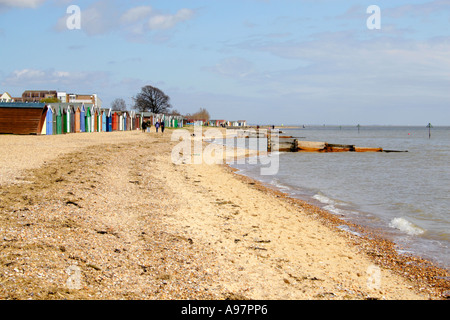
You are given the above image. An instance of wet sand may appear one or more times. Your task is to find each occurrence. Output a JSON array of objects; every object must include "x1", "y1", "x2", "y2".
[{"x1": 0, "y1": 129, "x2": 448, "y2": 300}]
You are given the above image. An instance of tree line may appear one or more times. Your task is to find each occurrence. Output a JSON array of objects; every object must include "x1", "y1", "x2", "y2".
[{"x1": 111, "y1": 85, "x2": 210, "y2": 121}]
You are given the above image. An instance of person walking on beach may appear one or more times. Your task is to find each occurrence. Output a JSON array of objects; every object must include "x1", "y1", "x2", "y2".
[
  {"x1": 155, "y1": 120, "x2": 160, "y2": 133},
  {"x1": 161, "y1": 119, "x2": 165, "y2": 133}
]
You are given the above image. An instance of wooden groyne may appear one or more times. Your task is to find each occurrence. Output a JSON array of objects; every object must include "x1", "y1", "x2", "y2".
[
  {"x1": 270, "y1": 135, "x2": 407, "y2": 153},
  {"x1": 234, "y1": 129, "x2": 407, "y2": 153}
]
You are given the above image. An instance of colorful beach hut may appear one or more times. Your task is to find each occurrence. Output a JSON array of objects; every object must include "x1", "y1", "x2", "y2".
[
  {"x1": 92, "y1": 108, "x2": 98, "y2": 132},
  {"x1": 102, "y1": 109, "x2": 107, "y2": 132},
  {"x1": 56, "y1": 105, "x2": 63, "y2": 135},
  {"x1": 80, "y1": 104, "x2": 86, "y2": 132},
  {"x1": 107, "y1": 110, "x2": 112, "y2": 132},
  {"x1": 62, "y1": 105, "x2": 68, "y2": 134},
  {"x1": 68, "y1": 106, "x2": 75, "y2": 133},
  {"x1": 85, "y1": 105, "x2": 92, "y2": 133},
  {"x1": 112, "y1": 111, "x2": 118, "y2": 131},
  {"x1": 75, "y1": 105, "x2": 81, "y2": 133},
  {"x1": 119, "y1": 112, "x2": 124, "y2": 131},
  {"x1": 123, "y1": 112, "x2": 128, "y2": 131},
  {"x1": 99, "y1": 109, "x2": 103, "y2": 132},
  {"x1": 45, "y1": 106, "x2": 54, "y2": 135}
]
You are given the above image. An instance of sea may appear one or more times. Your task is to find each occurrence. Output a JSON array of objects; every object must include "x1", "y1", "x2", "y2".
[{"x1": 225, "y1": 125, "x2": 450, "y2": 270}]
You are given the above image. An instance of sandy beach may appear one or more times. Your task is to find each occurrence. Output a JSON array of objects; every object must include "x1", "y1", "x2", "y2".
[{"x1": 0, "y1": 129, "x2": 448, "y2": 300}]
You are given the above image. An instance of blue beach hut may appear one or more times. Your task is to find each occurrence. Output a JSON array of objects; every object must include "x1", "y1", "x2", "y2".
[
  {"x1": 102, "y1": 109, "x2": 107, "y2": 132},
  {"x1": 46, "y1": 106, "x2": 53, "y2": 135},
  {"x1": 80, "y1": 104, "x2": 86, "y2": 132},
  {"x1": 107, "y1": 109, "x2": 112, "y2": 132}
]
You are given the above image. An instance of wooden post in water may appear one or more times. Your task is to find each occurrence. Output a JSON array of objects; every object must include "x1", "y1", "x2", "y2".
[{"x1": 427, "y1": 123, "x2": 433, "y2": 139}]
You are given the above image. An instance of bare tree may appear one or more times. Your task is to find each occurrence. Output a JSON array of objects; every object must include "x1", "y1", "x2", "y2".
[
  {"x1": 190, "y1": 108, "x2": 210, "y2": 121},
  {"x1": 133, "y1": 85, "x2": 172, "y2": 113},
  {"x1": 111, "y1": 98, "x2": 127, "y2": 111}
]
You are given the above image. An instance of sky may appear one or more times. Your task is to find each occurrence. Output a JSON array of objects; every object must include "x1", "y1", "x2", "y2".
[{"x1": 0, "y1": 0, "x2": 449, "y2": 125}]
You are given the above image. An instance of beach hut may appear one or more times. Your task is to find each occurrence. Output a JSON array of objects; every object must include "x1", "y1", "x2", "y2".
[
  {"x1": 135, "y1": 113, "x2": 140, "y2": 130},
  {"x1": 46, "y1": 106, "x2": 54, "y2": 135},
  {"x1": 112, "y1": 111, "x2": 118, "y2": 131},
  {"x1": 80, "y1": 104, "x2": 86, "y2": 132},
  {"x1": 102, "y1": 109, "x2": 107, "y2": 132},
  {"x1": 85, "y1": 105, "x2": 91, "y2": 133},
  {"x1": 0, "y1": 103, "x2": 48, "y2": 135},
  {"x1": 98, "y1": 109, "x2": 103, "y2": 132},
  {"x1": 75, "y1": 105, "x2": 81, "y2": 133},
  {"x1": 119, "y1": 112, "x2": 124, "y2": 131},
  {"x1": 52, "y1": 105, "x2": 57, "y2": 135},
  {"x1": 62, "y1": 105, "x2": 68, "y2": 134},
  {"x1": 107, "y1": 109, "x2": 112, "y2": 132},
  {"x1": 124, "y1": 112, "x2": 128, "y2": 131},
  {"x1": 69, "y1": 105, "x2": 75, "y2": 133},
  {"x1": 90, "y1": 106, "x2": 96, "y2": 132},
  {"x1": 56, "y1": 105, "x2": 63, "y2": 135},
  {"x1": 92, "y1": 108, "x2": 98, "y2": 132}
]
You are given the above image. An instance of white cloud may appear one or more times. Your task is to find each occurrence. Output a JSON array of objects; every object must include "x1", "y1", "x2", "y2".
[
  {"x1": 0, "y1": 0, "x2": 46, "y2": 8},
  {"x1": 120, "y1": 5, "x2": 152, "y2": 24},
  {"x1": 148, "y1": 8, "x2": 195, "y2": 30},
  {"x1": 55, "y1": 1, "x2": 117, "y2": 36},
  {"x1": 2, "y1": 68, "x2": 110, "y2": 91},
  {"x1": 385, "y1": 0, "x2": 450, "y2": 18},
  {"x1": 206, "y1": 57, "x2": 255, "y2": 78},
  {"x1": 54, "y1": 3, "x2": 195, "y2": 39}
]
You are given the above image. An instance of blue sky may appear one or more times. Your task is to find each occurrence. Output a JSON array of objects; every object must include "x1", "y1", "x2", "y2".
[{"x1": 1, "y1": 0, "x2": 449, "y2": 125}]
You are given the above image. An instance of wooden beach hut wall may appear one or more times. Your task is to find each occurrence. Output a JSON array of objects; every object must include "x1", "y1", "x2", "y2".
[
  {"x1": 101, "y1": 109, "x2": 104, "y2": 132},
  {"x1": 61, "y1": 105, "x2": 67, "y2": 134},
  {"x1": 69, "y1": 105, "x2": 75, "y2": 133},
  {"x1": 46, "y1": 106, "x2": 54, "y2": 135},
  {"x1": 80, "y1": 104, "x2": 86, "y2": 132},
  {"x1": 98, "y1": 109, "x2": 103, "y2": 132},
  {"x1": 91, "y1": 107, "x2": 96, "y2": 132},
  {"x1": 85, "y1": 105, "x2": 92, "y2": 133},
  {"x1": 41, "y1": 112, "x2": 47, "y2": 135},
  {"x1": 128, "y1": 112, "x2": 133, "y2": 130},
  {"x1": 126, "y1": 112, "x2": 131, "y2": 131},
  {"x1": 0, "y1": 103, "x2": 48, "y2": 135},
  {"x1": 119, "y1": 112, "x2": 124, "y2": 131},
  {"x1": 112, "y1": 111, "x2": 118, "y2": 131},
  {"x1": 75, "y1": 105, "x2": 81, "y2": 133},
  {"x1": 135, "y1": 113, "x2": 140, "y2": 130},
  {"x1": 122, "y1": 112, "x2": 126, "y2": 131},
  {"x1": 93, "y1": 108, "x2": 98, "y2": 132},
  {"x1": 52, "y1": 105, "x2": 57, "y2": 135},
  {"x1": 107, "y1": 110, "x2": 112, "y2": 132},
  {"x1": 56, "y1": 105, "x2": 63, "y2": 135}
]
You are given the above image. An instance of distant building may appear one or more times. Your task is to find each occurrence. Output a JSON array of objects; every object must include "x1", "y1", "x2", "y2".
[
  {"x1": 57, "y1": 91, "x2": 67, "y2": 103},
  {"x1": 67, "y1": 93, "x2": 102, "y2": 108},
  {"x1": 22, "y1": 90, "x2": 57, "y2": 103},
  {"x1": 1, "y1": 92, "x2": 12, "y2": 103}
]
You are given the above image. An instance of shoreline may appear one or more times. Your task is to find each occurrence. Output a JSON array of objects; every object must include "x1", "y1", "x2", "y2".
[
  {"x1": 0, "y1": 129, "x2": 448, "y2": 300},
  {"x1": 205, "y1": 129, "x2": 450, "y2": 298},
  {"x1": 224, "y1": 164, "x2": 450, "y2": 299}
]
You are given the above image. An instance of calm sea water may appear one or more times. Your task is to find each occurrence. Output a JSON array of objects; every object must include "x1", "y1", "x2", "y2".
[{"x1": 229, "y1": 126, "x2": 450, "y2": 270}]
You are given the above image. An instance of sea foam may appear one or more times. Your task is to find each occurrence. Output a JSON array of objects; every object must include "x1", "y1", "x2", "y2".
[{"x1": 389, "y1": 217, "x2": 425, "y2": 236}]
